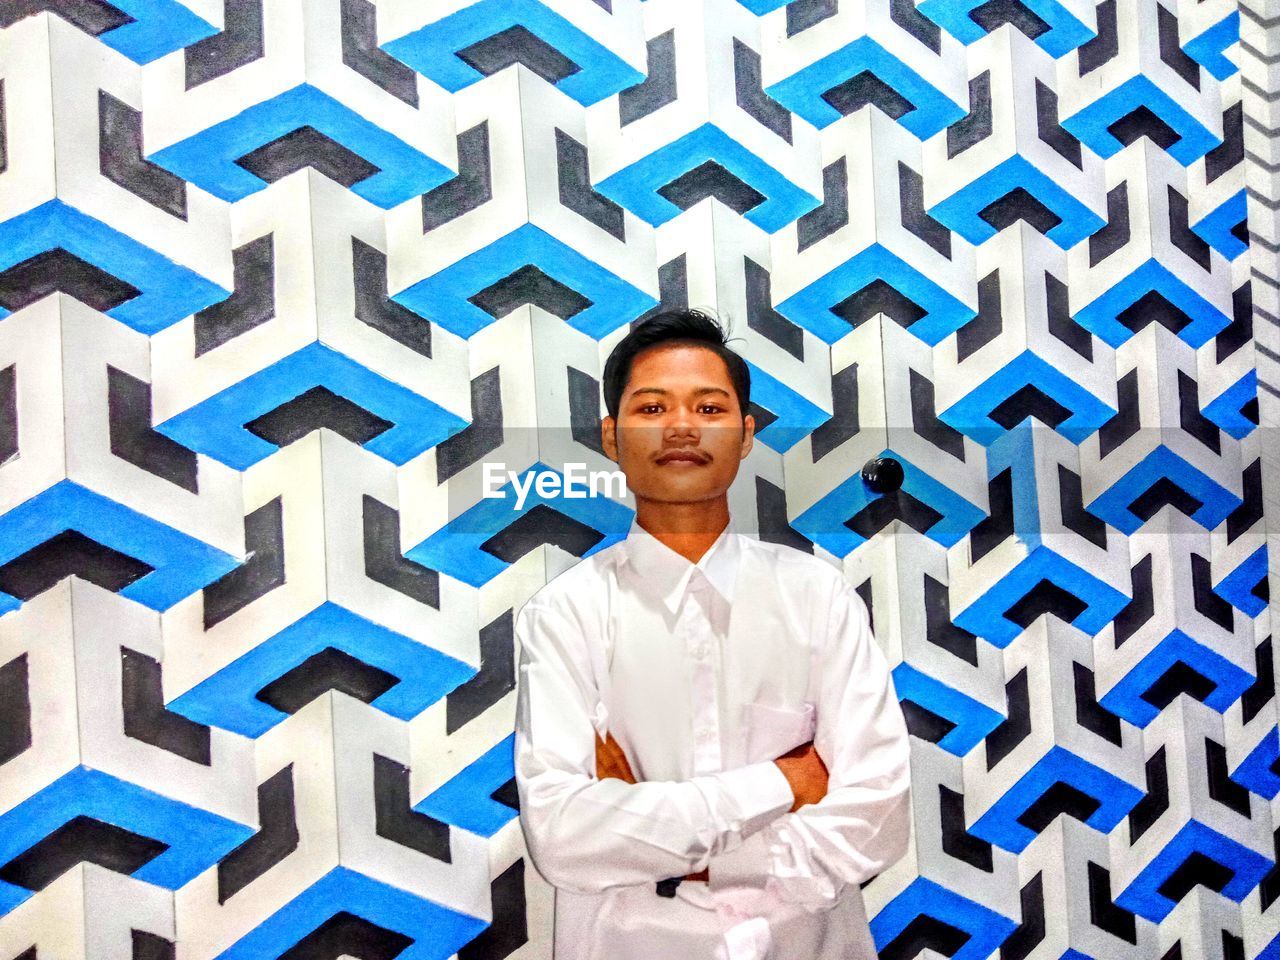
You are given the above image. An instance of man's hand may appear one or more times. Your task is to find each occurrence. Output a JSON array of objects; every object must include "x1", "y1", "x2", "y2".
[
  {"x1": 595, "y1": 733, "x2": 708, "y2": 882},
  {"x1": 774, "y1": 740, "x2": 829, "y2": 812}
]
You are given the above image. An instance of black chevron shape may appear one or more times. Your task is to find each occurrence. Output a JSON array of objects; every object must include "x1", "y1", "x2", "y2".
[
  {"x1": 956, "y1": 269, "x2": 1002, "y2": 361},
  {"x1": 857, "y1": 579, "x2": 876, "y2": 636},
  {"x1": 899, "y1": 162, "x2": 952, "y2": 258},
  {"x1": 218, "y1": 765, "x2": 300, "y2": 903},
  {"x1": 1206, "y1": 103, "x2": 1243, "y2": 184},
  {"x1": 422, "y1": 122, "x2": 494, "y2": 232},
  {"x1": 245, "y1": 385, "x2": 393, "y2": 449},
  {"x1": 107, "y1": 366, "x2": 199, "y2": 492},
  {"x1": 948, "y1": 71, "x2": 993, "y2": 159},
  {"x1": 194, "y1": 234, "x2": 276, "y2": 356},
  {"x1": 1058, "y1": 464, "x2": 1107, "y2": 548},
  {"x1": 787, "y1": 0, "x2": 838, "y2": 34},
  {"x1": 1157, "y1": 4, "x2": 1200, "y2": 90},
  {"x1": 1227, "y1": 459, "x2": 1264, "y2": 544},
  {"x1": 1018, "y1": 781, "x2": 1101, "y2": 833},
  {"x1": 185, "y1": 0, "x2": 265, "y2": 90},
  {"x1": 1087, "y1": 861, "x2": 1137, "y2": 943},
  {"x1": 374, "y1": 754, "x2": 452, "y2": 862},
  {"x1": 1003, "y1": 579, "x2": 1088, "y2": 629},
  {"x1": 490, "y1": 777, "x2": 519, "y2": 811},
  {"x1": 1140, "y1": 658, "x2": 1217, "y2": 713},
  {"x1": 120, "y1": 647, "x2": 212, "y2": 765},
  {"x1": 1090, "y1": 182, "x2": 1131, "y2": 267},
  {"x1": 1156, "y1": 850, "x2": 1234, "y2": 904},
  {"x1": 1224, "y1": 931, "x2": 1246, "y2": 960},
  {"x1": 352, "y1": 238, "x2": 431, "y2": 357},
  {"x1": 456, "y1": 25, "x2": 581, "y2": 84},
  {"x1": 567, "y1": 367, "x2": 606, "y2": 456},
  {"x1": 979, "y1": 187, "x2": 1062, "y2": 235},
  {"x1": 1045, "y1": 272, "x2": 1092, "y2": 361},
  {"x1": 755, "y1": 476, "x2": 816, "y2": 554},
  {"x1": 890, "y1": 0, "x2": 942, "y2": 51},
  {"x1": 970, "y1": 0, "x2": 1049, "y2": 38},
  {"x1": 340, "y1": 0, "x2": 418, "y2": 107},
  {"x1": 1078, "y1": 0, "x2": 1119, "y2": 75},
  {"x1": 821, "y1": 70, "x2": 916, "y2": 120},
  {"x1": 620, "y1": 31, "x2": 677, "y2": 127},
  {"x1": 446, "y1": 609, "x2": 515, "y2": 734},
  {"x1": 989, "y1": 383, "x2": 1072, "y2": 431},
  {"x1": 1190, "y1": 553, "x2": 1234, "y2": 629},
  {"x1": 469, "y1": 264, "x2": 592, "y2": 321},
  {"x1": 256, "y1": 647, "x2": 399, "y2": 715},
  {"x1": 555, "y1": 129, "x2": 625, "y2": 240},
  {"x1": 436, "y1": 367, "x2": 503, "y2": 484},
  {"x1": 1107, "y1": 106, "x2": 1181, "y2": 152},
  {"x1": 1260, "y1": 827, "x2": 1280, "y2": 911},
  {"x1": 939, "y1": 785, "x2": 993, "y2": 871},
  {"x1": 1034, "y1": 80, "x2": 1082, "y2": 169},
  {"x1": 987, "y1": 667, "x2": 1031, "y2": 770},
  {"x1": 656, "y1": 160, "x2": 766, "y2": 215},
  {"x1": 1231, "y1": 217, "x2": 1248, "y2": 246},
  {"x1": 797, "y1": 157, "x2": 850, "y2": 251},
  {"x1": 1167, "y1": 186, "x2": 1211, "y2": 271},
  {"x1": 1217, "y1": 281, "x2": 1252, "y2": 363},
  {"x1": 1128, "y1": 745, "x2": 1169, "y2": 842},
  {"x1": 98, "y1": 90, "x2": 188, "y2": 220},
  {"x1": 900, "y1": 699, "x2": 957, "y2": 742},
  {"x1": 1205, "y1": 737, "x2": 1251, "y2": 816},
  {"x1": 1177, "y1": 370, "x2": 1220, "y2": 454},
  {"x1": 747, "y1": 400, "x2": 778, "y2": 434},
  {"x1": 811, "y1": 363, "x2": 860, "y2": 460},
  {"x1": 924, "y1": 575, "x2": 978, "y2": 665},
  {"x1": 1073, "y1": 661, "x2": 1123, "y2": 745},
  {"x1": 279, "y1": 911, "x2": 412, "y2": 960},
  {"x1": 880, "y1": 915, "x2": 971, "y2": 960},
  {"x1": 1099, "y1": 368, "x2": 1140, "y2": 458},
  {"x1": 1112, "y1": 554, "x2": 1153, "y2": 649},
  {"x1": 0, "y1": 653, "x2": 31, "y2": 765},
  {"x1": 635, "y1": 254, "x2": 691, "y2": 325},
  {"x1": 909, "y1": 369, "x2": 965, "y2": 459},
  {"x1": 132, "y1": 930, "x2": 175, "y2": 960},
  {"x1": 0, "y1": 529, "x2": 153, "y2": 601},
  {"x1": 363, "y1": 495, "x2": 440, "y2": 609},
  {"x1": 0, "y1": 816, "x2": 168, "y2": 891},
  {"x1": 0, "y1": 247, "x2": 139, "y2": 313},
  {"x1": 481, "y1": 504, "x2": 606, "y2": 563},
  {"x1": 0, "y1": 365, "x2": 12, "y2": 470},
  {"x1": 0, "y1": 0, "x2": 133, "y2": 32},
  {"x1": 235, "y1": 126, "x2": 380, "y2": 188},
  {"x1": 1241, "y1": 636, "x2": 1274, "y2": 724},
  {"x1": 745, "y1": 258, "x2": 803, "y2": 360},
  {"x1": 733, "y1": 39, "x2": 792, "y2": 143},
  {"x1": 971, "y1": 467, "x2": 1014, "y2": 563},
  {"x1": 1001, "y1": 872, "x2": 1047, "y2": 960},
  {"x1": 846, "y1": 488, "x2": 944, "y2": 538},
  {"x1": 831, "y1": 278, "x2": 927, "y2": 329},
  {"x1": 458, "y1": 859, "x2": 529, "y2": 960},
  {"x1": 204, "y1": 496, "x2": 285, "y2": 629}
]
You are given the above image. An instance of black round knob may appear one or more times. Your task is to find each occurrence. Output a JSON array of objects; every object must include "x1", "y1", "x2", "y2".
[{"x1": 861, "y1": 457, "x2": 904, "y2": 494}]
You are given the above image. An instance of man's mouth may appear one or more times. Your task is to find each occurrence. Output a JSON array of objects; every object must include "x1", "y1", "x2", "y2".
[{"x1": 656, "y1": 451, "x2": 710, "y2": 465}]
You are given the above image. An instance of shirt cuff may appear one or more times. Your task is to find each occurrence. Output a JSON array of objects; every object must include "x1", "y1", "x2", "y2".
[{"x1": 717, "y1": 760, "x2": 794, "y2": 838}]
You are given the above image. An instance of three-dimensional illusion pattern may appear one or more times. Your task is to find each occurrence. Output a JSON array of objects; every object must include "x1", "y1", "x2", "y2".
[{"x1": 0, "y1": 0, "x2": 1278, "y2": 957}]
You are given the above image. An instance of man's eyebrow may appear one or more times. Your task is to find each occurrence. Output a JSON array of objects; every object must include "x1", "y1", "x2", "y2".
[{"x1": 627, "y1": 387, "x2": 732, "y2": 398}]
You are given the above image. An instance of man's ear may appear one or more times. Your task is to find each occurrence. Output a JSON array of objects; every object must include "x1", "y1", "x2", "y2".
[
  {"x1": 601, "y1": 416, "x2": 618, "y2": 463},
  {"x1": 739, "y1": 413, "x2": 755, "y2": 460}
]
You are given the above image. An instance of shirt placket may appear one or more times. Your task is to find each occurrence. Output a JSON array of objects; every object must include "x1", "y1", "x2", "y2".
[{"x1": 684, "y1": 570, "x2": 722, "y2": 777}]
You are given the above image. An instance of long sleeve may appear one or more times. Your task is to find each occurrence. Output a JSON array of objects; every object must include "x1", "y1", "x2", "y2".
[
  {"x1": 513, "y1": 599, "x2": 795, "y2": 895},
  {"x1": 706, "y1": 575, "x2": 913, "y2": 910}
]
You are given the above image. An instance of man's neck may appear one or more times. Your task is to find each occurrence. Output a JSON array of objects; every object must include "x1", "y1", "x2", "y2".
[{"x1": 633, "y1": 504, "x2": 731, "y2": 565}]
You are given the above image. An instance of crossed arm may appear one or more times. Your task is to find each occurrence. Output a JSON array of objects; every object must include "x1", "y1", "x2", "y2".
[{"x1": 513, "y1": 578, "x2": 913, "y2": 907}]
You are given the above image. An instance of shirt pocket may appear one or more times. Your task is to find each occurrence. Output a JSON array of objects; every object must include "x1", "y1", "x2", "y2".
[{"x1": 743, "y1": 700, "x2": 817, "y2": 762}]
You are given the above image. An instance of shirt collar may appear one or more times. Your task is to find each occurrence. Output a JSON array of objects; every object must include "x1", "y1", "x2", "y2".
[{"x1": 618, "y1": 515, "x2": 742, "y2": 614}]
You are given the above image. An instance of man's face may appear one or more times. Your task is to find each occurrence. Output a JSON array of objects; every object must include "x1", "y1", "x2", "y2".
[{"x1": 601, "y1": 343, "x2": 755, "y2": 513}]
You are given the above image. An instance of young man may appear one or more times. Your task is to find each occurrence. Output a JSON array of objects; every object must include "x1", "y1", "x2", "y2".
[{"x1": 512, "y1": 309, "x2": 913, "y2": 959}]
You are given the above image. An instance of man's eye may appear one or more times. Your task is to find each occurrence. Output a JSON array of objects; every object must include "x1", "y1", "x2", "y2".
[{"x1": 701, "y1": 406, "x2": 724, "y2": 414}]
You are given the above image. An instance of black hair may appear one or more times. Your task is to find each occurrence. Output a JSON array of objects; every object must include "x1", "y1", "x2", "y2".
[{"x1": 602, "y1": 309, "x2": 751, "y2": 421}]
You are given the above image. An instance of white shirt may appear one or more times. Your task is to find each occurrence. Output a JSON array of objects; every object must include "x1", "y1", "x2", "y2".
[{"x1": 513, "y1": 515, "x2": 913, "y2": 960}]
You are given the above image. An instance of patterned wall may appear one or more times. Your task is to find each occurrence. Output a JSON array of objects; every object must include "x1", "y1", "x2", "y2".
[{"x1": 0, "y1": 0, "x2": 1278, "y2": 956}]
